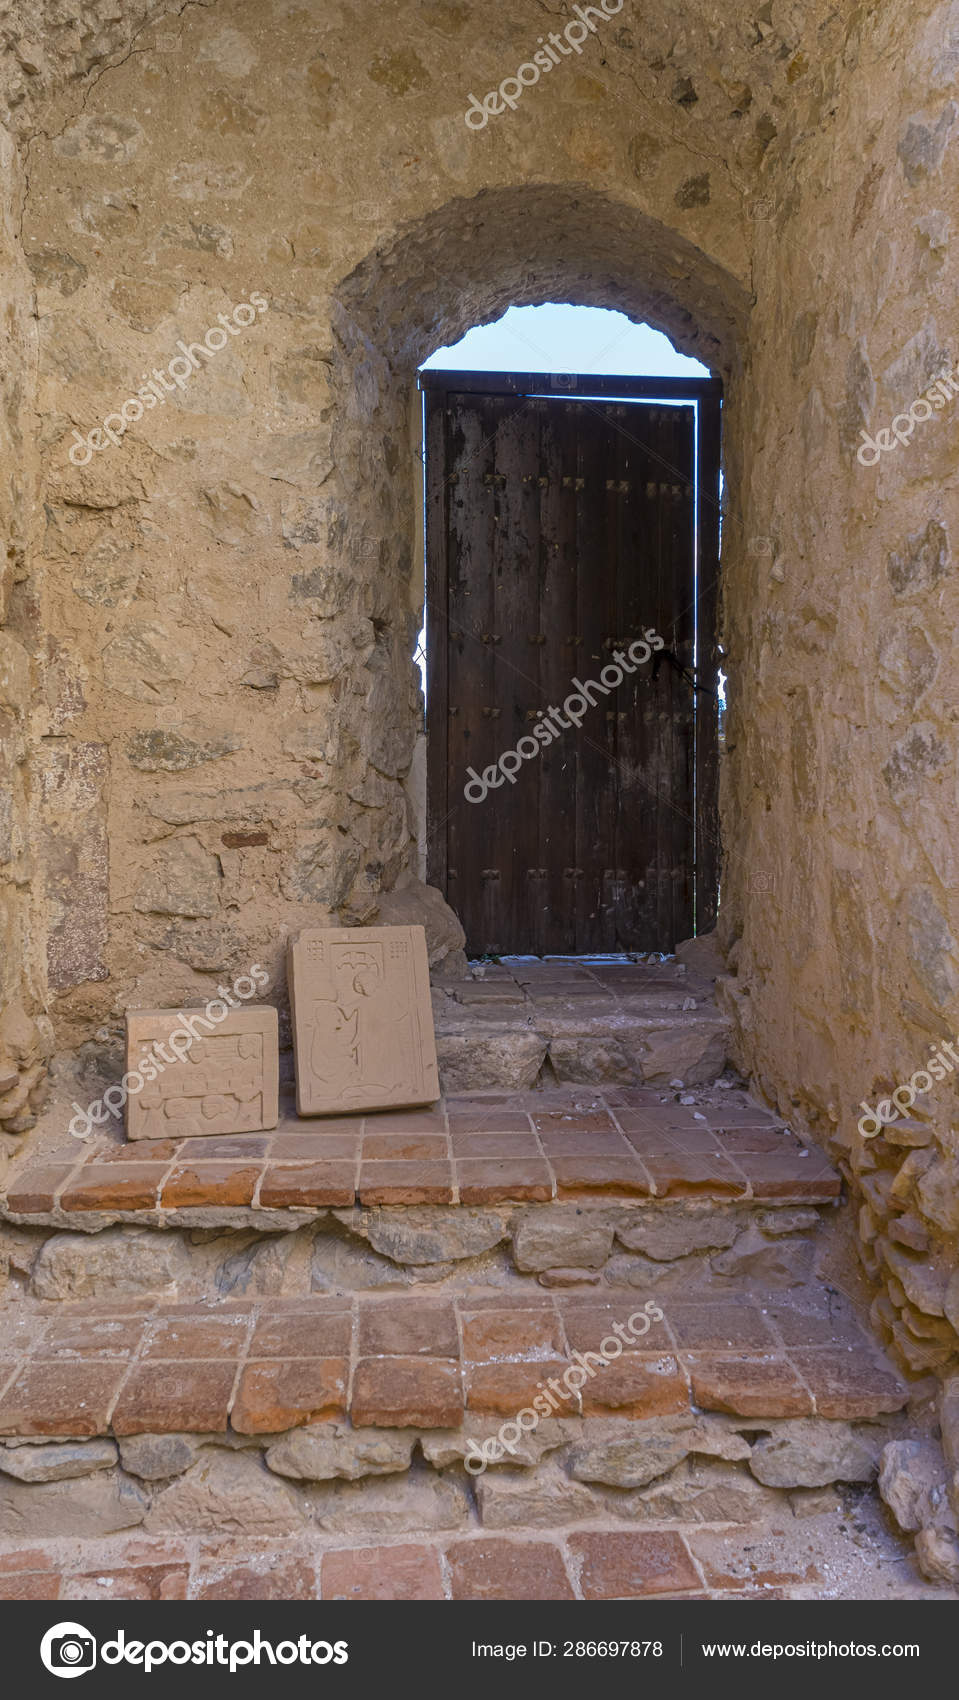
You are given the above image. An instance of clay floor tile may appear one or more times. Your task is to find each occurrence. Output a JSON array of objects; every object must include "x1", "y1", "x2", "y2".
[
  {"x1": 0, "y1": 1572, "x2": 63, "y2": 1600},
  {"x1": 362, "y1": 1108, "x2": 448, "y2": 1134},
  {"x1": 559, "y1": 1303, "x2": 672, "y2": 1355},
  {"x1": 460, "y1": 1307, "x2": 565, "y2": 1363},
  {"x1": 356, "y1": 1161, "x2": 454, "y2": 1205},
  {"x1": 639, "y1": 1150, "x2": 747, "y2": 1197},
  {"x1": 684, "y1": 1353, "x2": 814, "y2": 1418},
  {"x1": 734, "y1": 1150, "x2": 841, "y2": 1199},
  {"x1": 230, "y1": 1358, "x2": 348, "y2": 1433},
  {"x1": 711, "y1": 1128, "x2": 800, "y2": 1154},
  {"x1": 570, "y1": 1531, "x2": 700, "y2": 1599},
  {"x1": 112, "y1": 1360, "x2": 238, "y2": 1435},
  {"x1": 93, "y1": 1139, "x2": 182, "y2": 1164},
  {"x1": 465, "y1": 1359, "x2": 575, "y2": 1416},
  {"x1": 160, "y1": 1163, "x2": 260, "y2": 1208},
  {"x1": 361, "y1": 1133, "x2": 449, "y2": 1160},
  {"x1": 446, "y1": 1539, "x2": 574, "y2": 1601},
  {"x1": 258, "y1": 1163, "x2": 356, "y2": 1207},
  {"x1": 0, "y1": 1360, "x2": 124, "y2": 1436},
  {"x1": 667, "y1": 1304, "x2": 778, "y2": 1351},
  {"x1": 60, "y1": 1165, "x2": 165, "y2": 1212},
  {"x1": 270, "y1": 1133, "x2": 360, "y2": 1160},
  {"x1": 449, "y1": 1129, "x2": 541, "y2": 1157},
  {"x1": 193, "y1": 1559, "x2": 318, "y2": 1601},
  {"x1": 550, "y1": 1153, "x2": 651, "y2": 1196},
  {"x1": 62, "y1": 1565, "x2": 189, "y2": 1602},
  {"x1": 579, "y1": 1353, "x2": 689, "y2": 1417},
  {"x1": 455, "y1": 1158, "x2": 553, "y2": 1203},
  {"x1": 141, "y1": 1314, "x2": 250, "y2": 1360},
  {"x1": 788, "y1": 1348, "x2": 908, "y2": 1418},
  {"x1": 38, "y1": 1315, "x2": 147, "y2": 1360},
  {"x1": 530, "y1": 1109, "x2": 617, "y2": 1133},
  {"x1": 247, "y1": 1309, "x2": 353, "y2": 1359},
  {"x1": 321, "y1": 1544, "x2": 445, "y2": 1601},
  {"x1": 2, "y1": 1168, "x2": 75, "y2": 1212},
  {"x1": 176, "y1": 1137, "x2": 271, "y2": 1161},
  {"x1": 351, "y1": 1356, "x2": 463, "y2": 1429},
  {"x1": 356, "y1": 1299, "x2": 459, "y2": 1359}
]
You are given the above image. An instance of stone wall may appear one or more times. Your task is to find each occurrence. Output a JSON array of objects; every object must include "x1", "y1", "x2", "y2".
[
  {"x1": 0, "y1": 121, "x2": 35, "y2": 1017},
  {"x1": 10, "y1": 0, "x2": 769, "y2": 1044},
  {"x1": 717, "y1": 0, "x2": 959, "y2": 1385}
]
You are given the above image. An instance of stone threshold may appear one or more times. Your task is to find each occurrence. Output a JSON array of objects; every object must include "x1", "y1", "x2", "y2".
[
  {"x1": 0, "y1": 1292, "x2": 907, "y2": 1438},
  {"x1": 1, "y1": 1088, "x2": 840, "y2": 1228},
  {"x1": 433, "y1": 958, "x2": 728, "y2": 1090}
]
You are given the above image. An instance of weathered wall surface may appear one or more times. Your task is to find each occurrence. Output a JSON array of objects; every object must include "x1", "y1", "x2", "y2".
[
  {"x1": 719, "y1": 0, "x2": 959, "y2": 1377},
  {"x1": 0, "y1": 119, "x2": 34, "y2": 1014},
  {"x1": 0, "y1": 117, "x2": 52, "y2": 1141}
]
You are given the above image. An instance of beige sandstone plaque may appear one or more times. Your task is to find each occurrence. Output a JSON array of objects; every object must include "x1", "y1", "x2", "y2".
[
  {"x1": 124, "y1": 1006, "x2": 279, "y2": 1141},
  {"x1": 288, "y1": 925, "x2": 439, "y2": 1115}
]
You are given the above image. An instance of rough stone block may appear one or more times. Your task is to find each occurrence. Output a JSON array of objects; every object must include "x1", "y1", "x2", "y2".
[
  {"x1": 117, "y1": 1433, "x2": 205, "y2": 1480},
  {"x1": 29, "y1": 1229, "x2": 189, "y2": 1302},
  {"x1": 568, "y1": 1427, "x2": 691, "y2": 1488},
  {"x1": 0, "y1": 1469, "x2": 148, "y2": 1538},
  {"x1": 748, "y1": 1420, "x2": 883, "y2": 1488},
  {"x1": 476, "y1": 1466, "x2": 600, "y2": 1529},
  {"x1": 358, "y1": 1205, "x2": 508, "y2": 1265},
  {"x1": 265, "y1": 1423, "x2": 415, "y2": 1481},
  {"x1": 146, "y1": 1449, "x2": 305, "y2": 1535},
  {"x1": 0, "y1": 1438, "x2": 118, "y2": 1482},
  {"x1": 879, "y1": 1438, "x2": 955, "y2": 1533},
  {"x1": 310, "y1": 1466, "x2": 470, "y2": 1536},
  {"x1": 512, "y1": 1207, "x2": 614, "y2": 1272}
]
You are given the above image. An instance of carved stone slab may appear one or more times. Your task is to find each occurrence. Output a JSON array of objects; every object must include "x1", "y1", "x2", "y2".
[
  {"x1": 125, "y1": 1007, "x2": 279, "y2": 1141},
  {"x1": 288, "y1": 925, "x2": 439, "y2": 1115}
]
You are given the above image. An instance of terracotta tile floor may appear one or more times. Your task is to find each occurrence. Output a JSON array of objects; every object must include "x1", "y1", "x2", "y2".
[
  {"x1": 0, "y1": 1505, "x2": 953, "y2": 1601},
  {"x1": 0, "y1": 1292, "x2": 906, "y2": 1438},
  {"x1": 1, "y1": 1088, "x2": 840, "y2": 1220}
]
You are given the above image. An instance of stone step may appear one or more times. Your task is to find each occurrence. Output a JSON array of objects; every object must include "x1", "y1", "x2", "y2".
[
  {"x1": 0, "y1": 1291, "x2": 908, "y2": 1443},
  {"x1": 2, "y1": 1087, "x2": 839, "y2": 1232},
  {"x1": 433, "y1": 959, "x2": 728, "y2": 1091}
]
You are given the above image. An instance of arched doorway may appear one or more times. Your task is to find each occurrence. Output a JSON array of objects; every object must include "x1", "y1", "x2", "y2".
[
  {"x1": 331, "y1": 184, "x2": 748, "y2": 949},
  {"x1": 420, "y1": 306, "x2": 722, "y2": 956}
]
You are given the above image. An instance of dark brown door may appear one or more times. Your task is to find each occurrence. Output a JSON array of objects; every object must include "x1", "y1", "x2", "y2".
[{"x1": 424, "y1": 371, "x2": 721, "y2": 958}]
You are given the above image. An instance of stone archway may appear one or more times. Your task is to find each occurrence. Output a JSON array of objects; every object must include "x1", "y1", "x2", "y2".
[{"x1": 328, "y1": 183, "x2": 752, "y2": 932}]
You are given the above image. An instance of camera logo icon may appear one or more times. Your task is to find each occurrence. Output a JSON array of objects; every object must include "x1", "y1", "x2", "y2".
[{"x1": 40, "y1": 1623, "x2": 97, "y2": 1678}]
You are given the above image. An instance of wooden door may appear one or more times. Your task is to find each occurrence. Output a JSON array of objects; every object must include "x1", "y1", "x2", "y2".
[{"x1": 424, "y1": 371, "x2": 721, "y2": 957}]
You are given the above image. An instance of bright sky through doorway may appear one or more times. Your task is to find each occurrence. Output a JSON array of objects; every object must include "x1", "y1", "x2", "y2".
[{"x1": 421, "y1": 303, "x2": 709, "y2": 377}]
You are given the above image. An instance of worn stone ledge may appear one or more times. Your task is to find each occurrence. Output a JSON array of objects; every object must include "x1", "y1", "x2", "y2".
[{"x1": 1, "y1": 1086, "x2": 840, "y2": 1230}]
